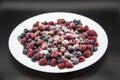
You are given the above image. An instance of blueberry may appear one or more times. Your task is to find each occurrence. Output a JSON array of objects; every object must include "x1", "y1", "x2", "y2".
[
  {"x1": 45, "y1": 54, "x2": 51, "y2": 60},
  {"x1": 61, "y1": 19, "x2": 66, "y2": 24},
  {"x1": 27, "y1": 39, "x2": 32, "y2": 43},
  {"x1": 47, "y1": 48, "x2": 52, "y2": 52},
  {"x1": 72, "y1": 58, "x2": 79, "y2": 65},
  {"x1": 31, "y1": 55, "x2": 37, "y2": 62},
  {"x1": 42, "y1": 21, "x2": 48, "y2": 25},
  {"x1": 20, "y1": 33, "x2": 26, "y2": 38},
  {"x1": 48, "y1": 43, "x2": 52, "y2": 47},
  {"x1": 24, "y1": 28, "x2": 29, "y2": 33},
  {"x1": 89, "y1": 40, "x2": 94, "y2": 44},
  {"x1": 47, "y1": 60, "x2": 51, "y2": 65},
  {"x1": 92, "y1": 46, "x2": 98, "y2": 52},
  {"x1": 23, "y1": 49, "x2": 27, "y2": 55},
  {"x1": 73, "y1": 19, "x2": 80, "y2": 25},
  {"x1": 57, "y1": 45, "x2": 61, "y2": 50},
  {"x1": 65, "y1": 52, "x2": 71, "y2": 60},
  {"x1": 74, "y1": 30, "x2": 79, "y2": 34},
  {"x1": 67, "y1": 45, "x2": 73, "y2": 52},
  {"x1": 34, "y1": 49, "x2": 38, "y2": 53},
  {"x1": 73, "y1": 51, "x2": 82, "y2": 58},
  {"x1": 17, "y1": 36, "x2": 21, "y2": 41},
  {"x1": 83, "y1": 32, "x2": 88, "y2": 37}
]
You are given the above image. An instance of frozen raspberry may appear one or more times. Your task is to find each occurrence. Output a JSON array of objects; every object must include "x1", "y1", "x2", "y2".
[
  {"x1": 78, "y1": 56, "x2": 85, "y2": 62},
  {"x1": 69, "y1": 39, "x2": 75, "y2": 46},
  {"x1": 27, "y1": 42, "x2": 34, "y2": 49},
  {"x1": 65, "y1": 21, "x2": 71, "y2": 26},
  {"x1": 30, "y1": 33, "x2": 36, "y2": 39},
  {"x1": 61, "y1": 58, "x2": 68, "y2": 63},
  {"x1": 58, "y1": 63, "x2": 66, "y2": 69},
  {"x1": 50, "y1": 58, "x2": 57, "y2": 67},
  {"x1": 33, "y1": 21, "x2": 39, "y2": 27},
  {"x1": 48, "y1": 21, "x2": 54, "y2": 25},
  {"x1": 79, "y1": 45, "x2": 86, "y2": 51},
  {"x1": 35, "y1": 52, "x2": 44, "y2": 60},
  {"x1": 27, "y1": 49, "x2": 34, "y2": 57},
  {"x1": 77, "y1": 25, "x2": 84, "y2": 32},
  {"x1": 93, "y1": 42, "x2": 99, "y2": 46},
  {"x1": 60, "y1": 47, "x2": 66, "y2": 53},
  {"x1": 83, "y1": 50, "x2": 91, "y2": 58},
  {"x1": 89, "y1": 30, "x2": 97, "y2": 37},
  {"x1": 66, "y1": 62, "x2": 73, "y2": 68},
  {"x1": 84, "y1": 39, "x2": 90, "y2": 44},
  {"x1": 73, "y1": 44, "x2": 80, "y2": 51},
  {"x1": 20, "y1": 37, "x2": 27, "y2": 45},
  {"x1": 26, "y1": 32, "x2": 31, "y2": 39},
  {"x1": 49, "y1": 30, "x2": 55, "y2": 36},
  {"x1": 36, "y1": 39, "x2": 43, "y2": 45},
  {"x1": 86, "y1": 44, "x2": 93, "y2": 50},
  {"x1": 84, "y1": 25, "x2": 89, "y2": 31},
  {"x1": 41, "y1": 42, "x2": 48, "y2": 50},
  {"x1": 39, "y1": 58, "x2": 47, "y2": 66}
]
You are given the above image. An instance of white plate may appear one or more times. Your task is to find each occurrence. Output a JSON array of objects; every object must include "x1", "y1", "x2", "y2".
[{"x1": 8, "y1": 12, "x2": 108, "y2": 73}]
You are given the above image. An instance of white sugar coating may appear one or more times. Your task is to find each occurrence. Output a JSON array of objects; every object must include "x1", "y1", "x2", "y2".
[
  {"x1": 62, "y1": 40, "x2": 69, "y2": 44},
  {"x1": 39, "y1": 50, "x2": 49, "y2": 55}
]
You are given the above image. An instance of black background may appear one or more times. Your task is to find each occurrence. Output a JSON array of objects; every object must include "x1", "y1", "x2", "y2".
[{"x1": 0, "y1": 0, "x2": 120, "y2": 80}]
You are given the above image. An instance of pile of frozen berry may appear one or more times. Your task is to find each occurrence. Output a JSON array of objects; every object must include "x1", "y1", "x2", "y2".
[{"x1": 18, "y1": 19, "x2": 98, "y2": 69}]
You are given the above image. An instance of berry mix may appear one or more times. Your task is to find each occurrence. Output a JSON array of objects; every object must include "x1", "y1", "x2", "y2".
[{"x1": 18, "y1": 19, "x2": 99, "y2": 69}]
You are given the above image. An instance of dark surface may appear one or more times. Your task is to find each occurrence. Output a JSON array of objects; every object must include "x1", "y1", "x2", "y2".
[{"x1": 0, "y1": 1, "x2": 120, "y2": 80}]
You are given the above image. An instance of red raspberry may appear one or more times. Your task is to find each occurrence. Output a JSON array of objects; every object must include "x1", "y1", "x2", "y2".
[
  {"x1": 86, "y1": 44, "x2": 93, "y2": 50},
  {"x1": 20, "y1": 37, "x2": 27, "y2": 45},
  {"x1": 58, "y1": 63, "x2": 66, "y2": 69},
  {"x1": 83, "y1": 50, "x2": 91, "y2": 58},
  {"x1": 39, "y1": 25, "x2": 46, "y2": 31},
  {"x1": 51, "y1": 52, "x2": 59, "y2": 58},
  {"x1": 48, "y1": 21, "x2": 54, "y2": 25},
  {"x1": 32, "y1": 27, "x2": 38, "y2": 32},
  {"x1": 93, "y1": 42, "x2": 99, "y2": 46},
  {"x1": 84, "y1": 25, "x2": 89, "y2": 31},
  {"x1": 39, "y1": 58, "x2": 47, "y2": 66},
  {"x1": 49, "y1": 30, "x2": 55, "y2": 36},
  {"x1": 85, "y1": 39, "x2": 90, "y2": 44},
  {"x1": 41, "y1": 42, "x2": 48, "y2": 50},
  {"x1": 61, "y1": 58, "x2": 68, "y2": 63},
  {"x1": 91, "y1": 36, "x2": 97, "y2": 42},
  {"x1": 31, "y1": 33, "x2": 36, "y2": 39},
  {"x1": 66, "y1": 62, "x2": 73, "y2": 68},
  {"x1": 77, "y1": 25, "x2": 84, "y2": 31},
  {"x1": 65, "y1": 21, "x2": 71, "y2": 26},
  {"x1": 60, "y1": 47, "x2": 66, "y2": 53},
  {"x1": 27, "y1": 49, "x2": 34, "y2": 57},
  {"x1": 33, "y1": 21, "x2": 39, "y2": 27},
  {"x1": 73, "y1": 44, "x2": 79, "y2": 51},
  {"x1": 37, "y1": 39, "x2": 43, "y2": 45},
  {"x1": 69, "y1": 39, "x2": 75, "y2": 46},
  {"x1": 26, "y1": 32, "x2": 31, "y2": 39},
  {"x1": 70, "y1": 23, "x2": 76, "y2": 29},
  {"x1": 78, "y1": 56, "x2": 85, "y2": 62},
  {"x1": 89, "y1": 30, "x2": 97, "y2": 37},
  {"x1": 57, "y1": 19, "x2": 63, "y2": 24},
  {"x1": 35, "y1": 52, "x2": 44, "y2": 60},
  {"x1": 50, "y1": 58, "x2": 57, "y2": 67},
  {"x1": 27, "y1": 42, "x2": 34, "y2": 49},
  {"x1": 79, "y1": 45, "x2": 86, "y2": 51}
]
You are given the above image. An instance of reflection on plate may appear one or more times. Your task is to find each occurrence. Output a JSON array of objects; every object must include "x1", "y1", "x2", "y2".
[{"x1": 8, "y1": 12, "x2": 108, "y2": 73}]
